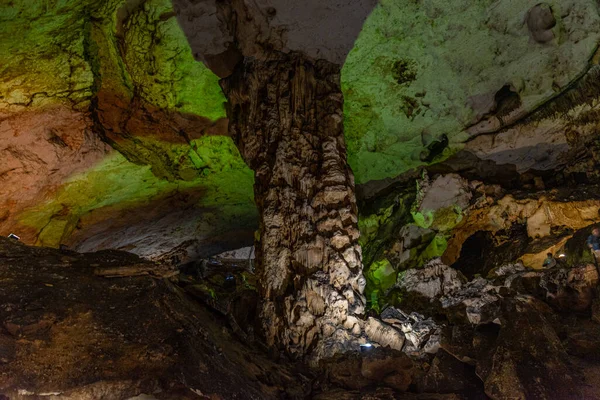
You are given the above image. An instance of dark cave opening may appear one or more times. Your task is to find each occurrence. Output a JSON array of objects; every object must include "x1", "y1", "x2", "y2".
[
  {"x1": 494, "y1": 84, "x2": 521, "y2": 118},
  {"x1": 451, "y1": 224, "x2": 530, "y2": 279}
]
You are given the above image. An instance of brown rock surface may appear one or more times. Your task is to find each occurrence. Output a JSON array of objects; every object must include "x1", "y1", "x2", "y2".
[
  {"x1": 0, "y1": 105, "x2": 110, "y2": 243},
  {"x1": 480, "y1": 297, "x2": 583, "y2": 399},
  {"x1": 320, "y1": 347, "x2": 414, "y2": 393},
  {"x1": 0, "y1": 237, "x2": 307, "y2": 399}
]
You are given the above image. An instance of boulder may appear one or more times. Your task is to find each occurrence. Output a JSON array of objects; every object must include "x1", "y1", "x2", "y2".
[
  {"x1": 416, "y1": 350, "x2": 484, "y2": 396},
  {"x1": 479, "y1": 297, "x2": 583, "y2": 400},
  {"x1": 381, "y1": 307, "x2": 442, "y2": 356},
  {"x1": 439, "y1": 277, "x2": 502, "y2": 326},
  {"x1": 564, "y1": 320, "x2": 600, "y2": 361},
  {"x1": 540, "y1": 264, "x2": 599, "y2": 312},
  {"x1": 360, "y1": 348, "x2": 414, "y2": 392},
  {"x1": 396, "y1": 259, "x2": 466, "y2": 301}
]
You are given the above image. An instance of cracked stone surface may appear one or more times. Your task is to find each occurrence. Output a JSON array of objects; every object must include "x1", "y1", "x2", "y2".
[{"x1": 221, "y1": 52, "x2": 367, "y2": 362}]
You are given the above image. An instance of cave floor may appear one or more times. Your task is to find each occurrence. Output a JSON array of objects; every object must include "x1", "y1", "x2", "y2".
[
  {"x1": 0, "y1": 238, "x2": 309, "y2": 399},
  {"x1": 2, "y1": 237, "x2": 600, "y2": 400}
]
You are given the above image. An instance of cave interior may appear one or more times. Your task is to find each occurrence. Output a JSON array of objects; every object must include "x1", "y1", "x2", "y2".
[{"x1": 2, "y1": 0, "x2": 600, "y2": 399}]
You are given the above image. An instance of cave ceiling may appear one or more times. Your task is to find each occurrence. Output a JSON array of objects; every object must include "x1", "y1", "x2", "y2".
[{"x1": 1, "y1": 0, "x2": 600, "y2": 264}]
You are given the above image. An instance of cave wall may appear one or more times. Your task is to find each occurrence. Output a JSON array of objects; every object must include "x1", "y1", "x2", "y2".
[
  {"x1": 3, "y1": 0, "x2": 600, "y2": 283},
  {"x1": 0, "y1": 0, "x2": 257, "y2": 262},
  {"x1": 343, "y1": 0, "x2": 600, "y2": 184},
  {"x1": 351, "y1": 0, "x2": 600, "y2": 308}
]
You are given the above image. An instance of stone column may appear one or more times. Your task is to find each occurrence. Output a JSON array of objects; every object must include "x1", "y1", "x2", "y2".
[{"x1": 221, "y1": 52, "x2": 366, "y2": 361}]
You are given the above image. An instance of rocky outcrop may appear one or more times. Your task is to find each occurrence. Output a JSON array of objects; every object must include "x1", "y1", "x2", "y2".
[
  {"x1": 358, "y1": 167, "x2": 600, "y2": 305},
  {"x1": 394, "y1": 259, "x2": 600, "y2": 399},
  {"x1": 174, "y1": 0, "x2": 381, "y2": 361},
  {"x1": 396, "y1": 259, "x2": 466, "y2": 301},
  {"x1": 445, "y1": 189, "x2": 600, "y2": 268},
  {"x1": 380, "y1": 307, "x2": 442, "y2": 356},
  {"x1": 479, "y1": 296, "x2": 583, "y2": 399},
  {"x1": 320, "y1": 347, "x2": 414, "y2": 393}
]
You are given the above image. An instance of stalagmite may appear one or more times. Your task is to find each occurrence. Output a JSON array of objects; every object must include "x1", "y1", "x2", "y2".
[
  {"x1": 221, "y1": 53, "x2": 366, "y2": 361},
  {"x1": 173, "y1": 0, "x2": 377, "y2": 361}
]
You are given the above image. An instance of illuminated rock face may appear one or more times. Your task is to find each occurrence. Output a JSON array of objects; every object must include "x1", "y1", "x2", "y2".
[
  {"x1": 221, "y1": 53, "x2": 367, "y2": 362},
  {"x1": 172, "y1": 0, "x2": 379, "y2": 360},
  {"x1": 343, "y1": 0, "x2": 600, "y2": 183},
  {"x1": 352, "y1": 0, "x2": 600, "y2": 303},
  {"x1": 3, "y1": 0, "x2": 600, "y2": 318},
  {"x1": 0, "y1": 0, "x2": 256, "y2": 262}
]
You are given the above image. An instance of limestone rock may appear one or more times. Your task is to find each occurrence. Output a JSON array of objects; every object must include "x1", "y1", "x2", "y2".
[
  {"x1": 564, "y1": 320, "x2": 600, "y2": 361},
  {"x1": 365, "y1": 317, "x2": 405, "y2": 352},
  {"x1": 173, "y1": 0, "x2": 378, "y2": 70},
  {"x1": 416, "y1": 350, "x2": 483, "y2": 395},
  {"x1": 439, "y1": 277, "x2": 503, "y2": 326},
  {"x1": 0, "y1": 238, "x2": 307, "y2": 399},
  {"x1": 445, "y1": 193, "x2": 600, "y2": 268},
  {"x1": 380, "y1": 307, "x2": 442, "y2": 356},
  {"x1": 416, "y1": 174, "x2": 472, "y2": 221},
  {"x1": 527, "y1": 3, "x2": 557, "y2": 44},
  {"x1": 343, "y1": 0, "x2": 600, "y2": 184},
  {"x1": 487, "y1": 262, "x2": 526, "y2": 279},
  {"x1": 396, "y1": 259, "x2": 466, "y2": 301},
  {"x1": 360, "y1": 349, "x2": 414, "y2": 392},
  {"x1": 539, "y1": 264, "x2": 599, "y2": 312},
  {"x1": 320, "y1": 347, "x2": 414, "y2": 393},
  {"x1": 221, "y1": 52, "x2": 366, "y2": 362},
  {"x1": 592, "y1": 297, "x2": 600, "y2": 324},
  {"x1": 0, "y1": 0, "x2": 256, "y2": 264}
]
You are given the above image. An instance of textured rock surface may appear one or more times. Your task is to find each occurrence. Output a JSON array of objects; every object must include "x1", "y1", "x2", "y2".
[
  {"x1": 479, "y1": 297, "x2": 583, "y2": 399},
  {"x1": 320, "y1": 347, "x2": 414, "y2": 393},
  {"x1": 0, "y1": 0, "x2": 256, "y2": 262},
  {"x1": 221, "y1": 53, "x2": 366, "y2": 362},
  {"x1": 0, "y1": 238, "x2": 308, "y2": 399},
  {"x1": 358, "y1": 169, "x2": 600, "y2": 304},
  {"x1": 343, "y1": 0, "x2": 600, "y2": 183},
  {"x1": 445, "y1": 189, "x2": 600, "y2": 267},
  {"x1": 392, "y1": 259, "x2": 600, "y2": 399},
  {"x1": 172, "y1": 0, "x2": 378, "y2": 71},
  {"x1": 4, "y1": 0, "x2": 600, "y2": 269},
  {"x1": 5, "y1": 0, "x2": 600, "y2": 398}
]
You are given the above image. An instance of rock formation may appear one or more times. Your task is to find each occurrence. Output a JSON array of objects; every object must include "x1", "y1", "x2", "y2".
[
  {"x1": 173, "y1": 0, "x2": 377, "y2": 361},
  {"x1": 4, "y1": 0, "x2": 600, "y2": 397},
  {"x1": 0, "y1": 0, "x2": 256, "y2": 263},
  {"x1": 0, "y1": 237, "x2": 307, "y2": 399},
  {"x1": 222, "y1": 54, "x2": 367, "y2": 361}
]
